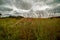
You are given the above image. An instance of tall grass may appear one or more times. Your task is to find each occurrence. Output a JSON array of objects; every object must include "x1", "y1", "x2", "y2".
[{"x1": 0, "y1": 18, "x2": 60, "y2": 40}]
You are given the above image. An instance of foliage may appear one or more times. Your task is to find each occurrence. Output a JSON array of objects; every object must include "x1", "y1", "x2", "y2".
[{"x1": 0, "y1": 18, "x2": 60, "y2": 40}]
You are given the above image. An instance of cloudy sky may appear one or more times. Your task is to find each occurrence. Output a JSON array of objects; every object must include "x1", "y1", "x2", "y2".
[{"x1": 0, "y1": 0, "x2": 60, "y2": 18}]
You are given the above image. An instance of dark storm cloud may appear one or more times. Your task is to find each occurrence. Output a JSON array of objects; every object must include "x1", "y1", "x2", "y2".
[{"x1": 0, "y1": 0, "x2": 60, "y2": 18}]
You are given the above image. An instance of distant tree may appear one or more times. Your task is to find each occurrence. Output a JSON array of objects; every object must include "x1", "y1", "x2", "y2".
[{"x1": 0, "y1": 13, "x2": 2, "y2": 17}]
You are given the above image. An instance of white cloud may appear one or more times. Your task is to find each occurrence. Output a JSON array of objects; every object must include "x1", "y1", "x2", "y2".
[{"x1": 0, "y1": 0, "x2": 60, "y2": 18}]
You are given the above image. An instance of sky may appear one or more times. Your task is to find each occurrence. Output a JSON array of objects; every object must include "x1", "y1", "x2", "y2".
[{"x1": 0, "y1": 0, "x2": 60, "y2": 18}]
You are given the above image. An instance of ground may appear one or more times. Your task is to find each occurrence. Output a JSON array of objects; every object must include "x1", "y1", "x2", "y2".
[{"x1": 0, "y1": 17, "x2": 60, "y2": 40}]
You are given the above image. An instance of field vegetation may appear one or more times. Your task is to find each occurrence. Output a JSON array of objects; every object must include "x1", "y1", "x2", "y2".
[{"x1": 0, "y1": 17, "x2": 60, "y2": 40}]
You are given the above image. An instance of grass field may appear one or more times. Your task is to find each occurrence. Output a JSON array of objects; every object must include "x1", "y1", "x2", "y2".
[{"x1": 0, "y1": 17, "x2": 60, "y2": 40}]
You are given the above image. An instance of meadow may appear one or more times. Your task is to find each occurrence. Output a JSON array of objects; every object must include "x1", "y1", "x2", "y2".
[{"x1": 0, "y1": 17, "x2": 60, "y2": 40}]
